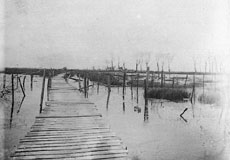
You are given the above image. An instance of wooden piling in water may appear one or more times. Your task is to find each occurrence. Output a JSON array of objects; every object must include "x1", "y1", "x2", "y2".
[
  {"x1": 87, "y1": 76, "x2": 89, "y2": 98},
  {"x1": 144, "y1": 79, "x2": 148, "y2": 105},
  {"x1": 18, "y1": 77, "x2": 26, "y2": 97},
  {"x1": 122, "y1": 71, "x2": 126, "y2": 95},
  {"x1": 184, "y1": 74, "x2": 188, "y2": 87},
  {"x1": 84, "y1": 75, "x2": 87, "y2": 98},
  {"x1": 78, "y1": 73, "x2": 82, "y2": 92},
  {"x1": 172, "y1": 77, "x2": 175, "y2": 88},
  {"x1": 203, "y1": 73, "x2": 205, "y2": 96},
  {"x1": 130, "y1": 76, "x2": 133, "y2": 99},
  {"x1": 47, "y1": 73, "x2": 51, "y2": 101},
  {"x1": 106, "y1": 75, "x2": 111, "y2": 108},
  {"x1": 23, "y1": 76, "x2": 26, "y2": 91},
  {"x1": 10, "y1": 74, "x2": 14, "y2": 125},
  {"x1": 16, "y1": 74, "x2": 18, "y2": 89},
  {"x1": 30, "y1": 74, "x2": 33, "y2": 91},
  {"x1": 3, "y1": 74, "x2": 6, "y2": 89},
  {"x1": 97, "y1": 73, "x2": 99, "y2": 94},
  {"x1": 193, "y1": 73, "x2": 196, "y2": 104},
  {"x1": 161, "y1": 69, "x2": 164, "y2": 88},
  {"x1": 39, "y1": 70, "x2": 46, "y2": 113},
  {"x1": 151, "y1": 72, "x2": 154, "y2": 88},
  {"x1": 136, "y1": 73, "x2": 139, "y2": 104},
  {"x1": 146, "y1": 67, "x2": 149, "y2": 90}
]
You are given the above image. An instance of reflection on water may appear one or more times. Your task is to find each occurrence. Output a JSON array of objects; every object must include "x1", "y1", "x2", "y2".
[{"x1": 78, "y1": 80, "x2": 230, "y2": 160}]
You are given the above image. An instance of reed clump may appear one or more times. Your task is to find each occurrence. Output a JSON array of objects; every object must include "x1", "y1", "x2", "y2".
[
  {"x1": 198, "y1": 92, "x2": 220, "y2": 104},
  {"x1": 146, "y1": 88, "x2": 190, "y2": 102}
]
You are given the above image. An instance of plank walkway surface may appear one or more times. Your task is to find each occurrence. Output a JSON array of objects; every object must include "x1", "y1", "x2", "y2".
[{"x1": 11, "y1": 75, "x2": 128, "y2": 160}]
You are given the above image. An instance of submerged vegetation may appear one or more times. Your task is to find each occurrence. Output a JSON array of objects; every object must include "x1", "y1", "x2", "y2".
[{"x1": 146, "y1": 88, "x2": 190, "y2": 102}]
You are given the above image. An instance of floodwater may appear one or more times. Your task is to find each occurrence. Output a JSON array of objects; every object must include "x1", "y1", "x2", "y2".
[
  {"x1": 0, "y1": 74, "x2": 47, "y2": 159},
  {"x1": 1, "y1": 74, "x2": 230, "y2": 160},
  {"x1": 69, "y1": 78, "x2": 230, "y2": 160}
]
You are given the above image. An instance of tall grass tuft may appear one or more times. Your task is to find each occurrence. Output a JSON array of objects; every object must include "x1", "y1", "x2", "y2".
[{"x1": 146, "y1": 88, "x2": 190, "y2": 102}]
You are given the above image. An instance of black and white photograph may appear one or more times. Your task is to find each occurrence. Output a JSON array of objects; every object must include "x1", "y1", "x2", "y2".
[{"x1": 0, "y1": 0, "x2": 230, "y2": 159}]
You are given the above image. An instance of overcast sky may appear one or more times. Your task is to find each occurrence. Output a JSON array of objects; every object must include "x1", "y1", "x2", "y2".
[{"x1": 2, "y1": 0, "x2": 230, "y2": 72}]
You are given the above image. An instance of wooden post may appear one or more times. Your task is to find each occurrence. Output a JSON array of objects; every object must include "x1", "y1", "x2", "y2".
[
  {"x1": 130, "y1": 76, "x2": 133, "y2": 99},
  {"x1": 18, "y1": 77, "x2": 26, "y2": 97},
  {"x1": 10, "y1": 74, "x2": 14, "y2": 125},
  {"x1": 47, "y1": 74, "x2": 51, "y2": 101},
  {"x1": 78, "y1": 73, "x2": 82, "y2": 92},
  {"x1": 97, "y1": 73, "x2": 99, "y2": 94},
  {"x1": 203, "y1": 73, "x2": 205, "y2": 96},
  {"x1": 87, "y1": 77, "x2": 89, "y2": 98},
  {"x1": 16, "y1": 74, "x2": 18, "y2": 89},
  {"x1": 184, "y1": 74, "x2": 188, "y2": 87},
  {"x1": 84, "y1": 75, "x2": 87, "y2": 98},
  {"x1": 172, "y1": 77, "x2": 175, "y2": 88},
  {"x1": 30, "y1": 74, "x2": 33, "y2": 91},
  {"x1": 22, "y1": 76, "x2": 26, "y2": 91},
  {"x1": 151, "y1": 72, "x2": 154, "y2": 88},
  {"x1": 157, "y1": 62, "x2": 160, "y2": 78},
  {"x1": 3, "y1": 74, "x2": 6, "y2": 89},
  {"x1": 39, "y1": 70, "x2": 46, "y2": 113},
  {"x1": 161, "y1": 69, "x2": 164, "y2": 88},
  {"x1": 193, "y1": 73, "x2": 196, "y2": 104},
  {"x1": 146, "y1": 67, "x2": 149, "y2": 90},
  {"x1": 122, "y1": 71, "x2": 126, "y2": 95},
  {"x1": 136, "y1": 73, "x2": 139, "y2": 104},
  {"x1": 106, "y1": 75, "x2": 111, "y2": 108},
  {"x1": 144, "y1": 79, "x2": 148, "y2": 105}
]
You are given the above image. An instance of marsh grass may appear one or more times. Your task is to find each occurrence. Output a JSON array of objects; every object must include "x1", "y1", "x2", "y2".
[{"x1": 146, "y1": 88, "x2": 190, "y2": 102}]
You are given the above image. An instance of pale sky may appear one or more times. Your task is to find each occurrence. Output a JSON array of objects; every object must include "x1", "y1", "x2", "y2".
[{"x1": 2, "y1": 0, "x2": 230, "y2": 72}]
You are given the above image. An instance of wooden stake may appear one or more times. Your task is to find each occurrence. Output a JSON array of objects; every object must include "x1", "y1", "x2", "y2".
[
  {"x1": 84, "y1": 75, "x2": 87, "y2": 98},
  {"x1": 151, "y1": 72, "x2": 154, "y2": 88},
  {"x1": 10, "y1": 74, "x2": 14, "y2": 125},
  {"x1": 3, "y1": 74, "x2": 6, "y2": 89},
  {"x1": 193, "y1": 73, "x2": 196, "y2": 104},
  {"x1": 97, "y1": 73, "x2": 99, "y2": 94},
  {"x1": 30, "y1": 74, "x2": 33, "y2": 91},
  {"x1": 39, "y1": 70, "x2": 46, "y2": 113},
  {"x1": 18, "y1": 77, "x2": 26, "y2": 97},
  {"x1": 136, "y1": 73, "x2": 139, "y2": 104},
  {"x1": 16, "y1": 74, "x2": 18, "y2": 89},
  {"x1": 161, "y1": 69, "x2": 164, "y2": 88},
  {"x1": 184, "y1": 74, "x2": 188, "y2": 87},
  {"x1": 23, "y1": 76, "x2": 26, "y2": 90},
  {"x1": 122, "y1": 71, "x2": 126, "y2": 95},
  {"x1": 203, "y1": 73, "x2": 205, "y2": 96},
  {"x1": 106, "y1": 75, "x2": 111, "y2": 108},
  {"x1": 130, "y1": 76, "x2": 133, "y2": 99}
]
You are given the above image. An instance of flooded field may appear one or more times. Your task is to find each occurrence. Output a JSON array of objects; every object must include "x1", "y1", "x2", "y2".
[
  {"x1": 1, "y1": 73, "x2": 230, "y2": 160},
  {"x1": 69, "y1": 78, "x2": 230, "y2": 160}
]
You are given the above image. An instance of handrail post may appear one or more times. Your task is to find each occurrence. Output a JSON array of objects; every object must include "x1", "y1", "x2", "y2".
[{"x1": 39, "y1": 69, "x2": 46, "y2": 113}]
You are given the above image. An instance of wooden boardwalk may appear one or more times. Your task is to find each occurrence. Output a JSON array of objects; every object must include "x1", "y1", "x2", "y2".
[{"x1": 11, "y1": 75, "x2": 128, "y2": 160}]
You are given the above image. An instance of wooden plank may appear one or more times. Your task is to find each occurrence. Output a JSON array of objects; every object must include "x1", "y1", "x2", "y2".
[
  {"x1": 23, "y1": 134, "x2": 117, "y2": 142},
  {"x1": 25, "y1": 132, "x2": 116, "y2": 137},
  {"x1": 14, "y1": 146, "x2": 125, "y2": 156},
  {"x1": 18, "y1": 139, "x2": 122, "y2": 148},
  {"x1": 12, "y1": 152, "x2": 128, "y2": 160},
  {"x1": 14, "y1": 149, "x2": 128, "y2": 158},
  {"x1": 26, "y1": 130, "x2": 113, "y2": 137},
  {"x1": 15, "y1": 141, "x2": 123, "y2": 152},
  {"x1": 36, "y1": 114, "x2": 102, "y2": 118},
  {"x1": 45, "y1": 101, "x2": 94, "y2": 105}
]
